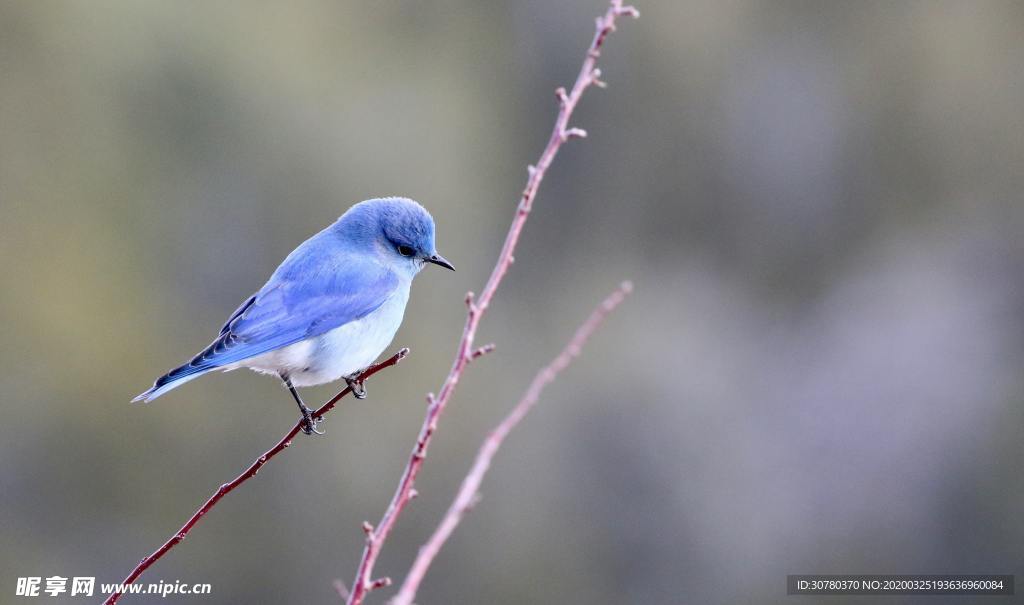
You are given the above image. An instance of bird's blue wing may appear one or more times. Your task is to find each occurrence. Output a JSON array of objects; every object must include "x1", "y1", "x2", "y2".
[
  {"x1": 203, "y1": 252, "x2": 399, "y2": 369},
  {"x1": 134, "y1": 248, "x2": 399, "y2": 401}
]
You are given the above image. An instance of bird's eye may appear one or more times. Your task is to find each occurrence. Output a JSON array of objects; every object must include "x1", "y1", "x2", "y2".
[{"x1": 397, "y1": 245, "x2": 415, "y2": 257}]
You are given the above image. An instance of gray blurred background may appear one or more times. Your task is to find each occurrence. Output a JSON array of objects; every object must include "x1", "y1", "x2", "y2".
[{"x1": 2, "y1": 1, "x2": 1023, "y2": 603}]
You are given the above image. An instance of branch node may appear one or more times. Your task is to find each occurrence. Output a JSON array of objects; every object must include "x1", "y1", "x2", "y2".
[
  {"x1": 409, "y1": 488, "x2": 419, "y2": 500},
  {"x1": 555, "y1": 86, "x2": 569, "y2": 106},
  {"x1": 361, "y1": 521, "x2": 374, "y2": 535},
  {"x1": 561, "y1": 127, "x2": 588, "y2": 142},
  {"x1": 470, "y1": 343, "x2": 497, "y2": 360},
  {"x1": 618, "y1": 4, "x2": 640, "y2": 18},
  {"x1": 368, "y1": 577, "x2": 392, "y2": 591}
]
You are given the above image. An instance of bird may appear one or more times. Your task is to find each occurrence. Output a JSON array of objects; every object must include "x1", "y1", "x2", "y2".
[{"x1": 133, "y1": 197, "x2": 454, "y2": 435}]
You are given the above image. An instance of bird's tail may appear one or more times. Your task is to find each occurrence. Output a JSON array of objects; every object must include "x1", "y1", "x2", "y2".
[
  {"x1": 131, "y1": 363, "x2": 213, "y2": 403},
  {"x1": 132, "y1": 328, "x2": 243, "y2": 403}
]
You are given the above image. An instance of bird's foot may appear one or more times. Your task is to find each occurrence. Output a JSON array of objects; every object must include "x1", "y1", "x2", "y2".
[
  {"x1": 346, "y1": 375, "x2": 367, "y2": 399},
  {"x1": 299, "y1": 405, "x2": 325, "y2": 436}
]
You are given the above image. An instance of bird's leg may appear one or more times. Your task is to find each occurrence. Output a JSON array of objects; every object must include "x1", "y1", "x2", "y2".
[
  {"x1": 346, "y1": 372, "x2": 367, "y2": 399},
  {"x1": 281, "y1": 374, "x2": 324, "y2": 436}
]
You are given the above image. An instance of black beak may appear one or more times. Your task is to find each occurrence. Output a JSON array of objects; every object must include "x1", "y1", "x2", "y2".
[{"x1": 426, "y1": 253, "x2": 455, "y2": 271}]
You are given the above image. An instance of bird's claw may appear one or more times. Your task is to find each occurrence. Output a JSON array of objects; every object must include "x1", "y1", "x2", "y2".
[
  {"x1": 347, "y1": 376, "x2": 367, "y2": 400},
  {"x1": 300, "y1": 407, "x2": 325, "y2": 436}
]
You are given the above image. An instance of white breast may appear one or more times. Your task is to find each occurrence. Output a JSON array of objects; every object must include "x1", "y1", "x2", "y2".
[{"x1": 235, "y1": 284, "x2": 411, "y2": 387}]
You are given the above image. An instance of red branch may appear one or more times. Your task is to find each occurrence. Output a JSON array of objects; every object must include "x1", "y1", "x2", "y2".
[
  {"x1": 345, "y1": 2, "x2": 638, "y2": 603},
  {"x1": 104, "y1": 349, "x2": 409, "y2": 605},
  {"x1": 391, "y1": 282, "x2": 632, "y2": 605}
]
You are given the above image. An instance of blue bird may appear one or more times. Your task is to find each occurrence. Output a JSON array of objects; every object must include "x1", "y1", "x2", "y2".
[{"x1": 133, "y1": 197, "x2": 454, "y2": 434}]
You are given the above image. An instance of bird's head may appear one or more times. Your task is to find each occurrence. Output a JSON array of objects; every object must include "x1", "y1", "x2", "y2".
[{"x1": 336, "y1": 197, "x2": 455, "y2": 275}]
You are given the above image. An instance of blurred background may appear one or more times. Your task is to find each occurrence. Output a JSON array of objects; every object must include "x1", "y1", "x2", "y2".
[{"x1": 2, "y1": 1, "x2": 1022, "y2": 603}]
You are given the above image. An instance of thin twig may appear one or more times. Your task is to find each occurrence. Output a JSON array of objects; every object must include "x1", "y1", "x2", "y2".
[
  {"x1": 333, "y1": 579, "x2": 351, "y2": 601},
  {"x1": 390, "y1": 283, "x2": 632, "y2": 605},
  {"x1": 103, "y1": 349, "x2": 409, "y2": 605},
  {"x1": 345, "y1": 2, "x2": 638, "y2": 603}
]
